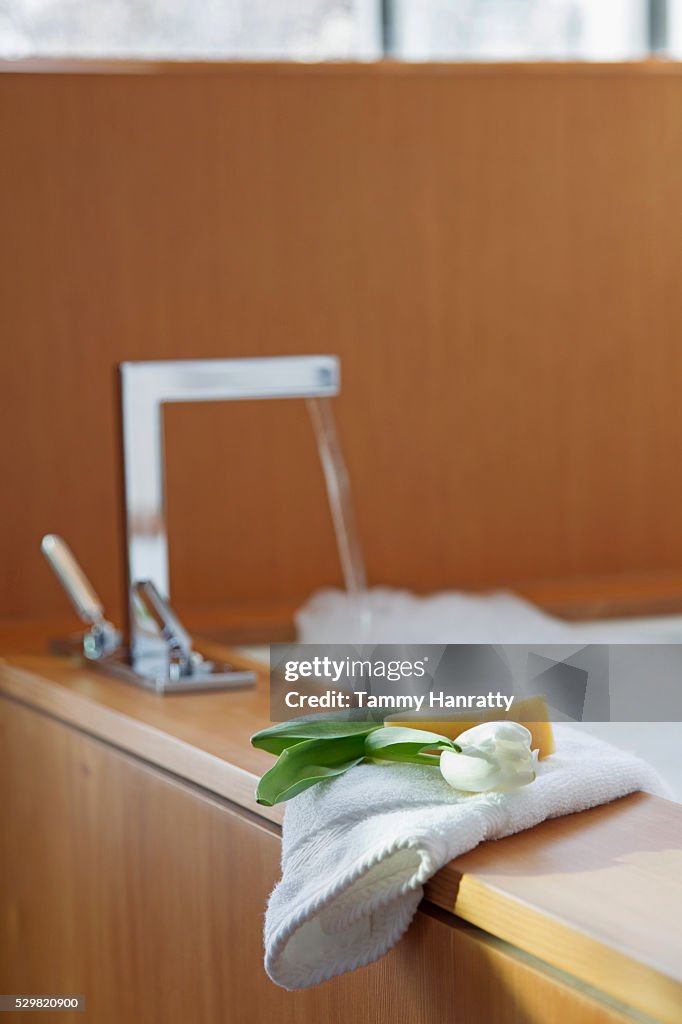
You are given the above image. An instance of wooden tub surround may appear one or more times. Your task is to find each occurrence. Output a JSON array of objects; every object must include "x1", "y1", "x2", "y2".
[
  {"x1": 1, "y1": 635, "x2": 681, "y2": 1024},
  {"x1": 3, "y1": 58, "x2": 682, "y2": 1024}
]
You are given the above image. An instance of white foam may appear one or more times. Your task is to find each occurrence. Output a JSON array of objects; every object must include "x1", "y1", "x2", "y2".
[{"x1": 295, "y1": 586, "x2": 671, "y2": 644}]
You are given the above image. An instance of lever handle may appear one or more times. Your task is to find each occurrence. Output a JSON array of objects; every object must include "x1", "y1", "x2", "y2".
[
  {"x1": 40, "y1": 534, "x2": 121, "y2": 659},
  {"x1": 133, "y1": 579, "x2": 193, "y2": 661},
  {"x1": 41, "y1": 534, "x2": 104, "y2": 625}
]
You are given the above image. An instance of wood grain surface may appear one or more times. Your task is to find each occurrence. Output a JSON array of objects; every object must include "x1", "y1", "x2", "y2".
[
  {"x1": 2, "y1": 63, "x2": 682, "y2": 629},
  {"x1": 427, "y1": 791, "x2": 682, "y2": 1024},
  {"x1": 1, "y1": 694, "x2": 645, "y2": 1024},
  {"x1": 1, "y1": 652, "x2": 681, "y2": 1021}
]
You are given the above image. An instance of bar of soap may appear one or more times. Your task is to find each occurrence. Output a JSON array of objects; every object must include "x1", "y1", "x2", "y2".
[{"x1": 386, "y1": 696, "x2": 555, "y2": 759}]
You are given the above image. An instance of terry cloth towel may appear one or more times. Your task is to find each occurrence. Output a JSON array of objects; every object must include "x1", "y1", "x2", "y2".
[{"x1": 264, "y1": 726, "x2": 667, "y2": 990}]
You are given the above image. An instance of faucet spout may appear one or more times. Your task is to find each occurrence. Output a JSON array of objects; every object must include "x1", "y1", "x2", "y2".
[{"x1": 120, "y1": 355, "x2": 340, "y2": 686}]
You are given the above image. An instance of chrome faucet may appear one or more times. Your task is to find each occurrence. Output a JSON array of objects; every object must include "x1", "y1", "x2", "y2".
[{"x1": 43, "y1": 355, "x2": 340, "y2": 693}]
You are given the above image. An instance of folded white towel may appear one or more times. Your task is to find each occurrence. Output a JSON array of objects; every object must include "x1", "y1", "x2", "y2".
[{"x1": 264, "y1": 726, "x2": 666, "y2": 990}]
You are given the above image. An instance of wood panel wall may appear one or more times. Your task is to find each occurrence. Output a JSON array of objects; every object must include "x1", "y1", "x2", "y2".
[
  {"x1": 1, "y1": 63, "x2": 682, "y2": 628},
  {"x1": 1, "y1": 694, "x2": 634, "y2": 1023}
]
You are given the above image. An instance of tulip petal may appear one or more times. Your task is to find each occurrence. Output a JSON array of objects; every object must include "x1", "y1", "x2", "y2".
[
  {"x1": 456, "y1": 721, "x2": 533, "y2": 751},
  {"x1": 440, "y1": 721, "x2": 538, "y2": 794},
  {"x1": 439, "y1": 748, "x2": 501, "y2": 793}
]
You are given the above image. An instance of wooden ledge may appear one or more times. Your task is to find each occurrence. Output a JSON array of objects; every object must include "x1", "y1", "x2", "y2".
[
  {"x1": 2, "y1": 59, "x2": 682, "y2": 78},
  {"x1": 426, "y1": 792, "x2": 682, "y2": 1024},
  {"x1": 0, "y1": 652, "x2": 284, "y2": 824},
  {"x1": 1, "y1": 652, "x2": 681, "y2": 1021}
]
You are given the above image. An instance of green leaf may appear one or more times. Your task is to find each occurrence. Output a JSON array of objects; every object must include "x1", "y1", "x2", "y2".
[
  {"x1": 255, "y1": 734, "x2": 368, "y2": 806},
  {"x1": 364, "y1": 727, "x2": 460, "y2": 765},
  {"x1": 251, "y1": 716, "x2": 382, "y2": 756}
]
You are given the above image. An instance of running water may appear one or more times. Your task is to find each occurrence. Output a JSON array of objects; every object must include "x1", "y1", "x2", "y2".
[
  {"x1": 303, "y1": 401, "x2": 671, "y2": 648},
  {"x1": 307, "y1": 397, "x2": 367, "y2": 594}
]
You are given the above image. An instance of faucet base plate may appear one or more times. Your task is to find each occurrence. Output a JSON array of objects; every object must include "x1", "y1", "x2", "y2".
[{"x1": 49, "y1": 635, "x2": 257, "y2": 695}]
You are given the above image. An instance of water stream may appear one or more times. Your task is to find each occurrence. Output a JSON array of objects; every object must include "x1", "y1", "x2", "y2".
[{"x1": 307, "y1": 397, "x2": 367, "y2": 594}]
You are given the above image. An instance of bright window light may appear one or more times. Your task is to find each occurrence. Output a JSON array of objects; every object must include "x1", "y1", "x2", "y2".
[
  {"x1": 669, "y1": 0, "x2": 682, "y2": 54},
  {"x1": 0, "y1": 0, "x2": 674, "y2": 61},
  {"x1": 0, "y1": 0, "x2": 381, "y2": 60},
  {"x1": 392, "y1": 0, "x2": 651, "y2": 61}
]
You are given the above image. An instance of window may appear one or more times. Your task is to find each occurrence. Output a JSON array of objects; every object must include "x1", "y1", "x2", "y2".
[
  {"x1": 389, "y1": 0, "x2": 652, "y2": 61},
  {"x1": 0, "y1": 0, "x2": 676, "y2": 61},
  {"x1": 0, "y1": 0, "x2": 380, "y2": 60},
  {"x1": 670, "y1": 0, "x2": 682, "y2": 52}
]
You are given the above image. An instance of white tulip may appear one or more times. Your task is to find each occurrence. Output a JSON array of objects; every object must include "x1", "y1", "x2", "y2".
[{"x1": 439, "y1": 721, "x2": 538, "y2": 794}]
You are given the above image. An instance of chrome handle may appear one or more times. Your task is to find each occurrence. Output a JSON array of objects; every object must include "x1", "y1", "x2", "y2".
[
  {"x1": 133, "y1": 579, "x2": 193, "y2": 670},
  {"x1": 40, "y1": 534, "x2": 254, "y2": 692}
]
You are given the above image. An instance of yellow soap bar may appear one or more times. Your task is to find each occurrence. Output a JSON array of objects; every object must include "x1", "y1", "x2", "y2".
[{"x1": 386, "y1": 696, "x2": 555, "y2": 759}]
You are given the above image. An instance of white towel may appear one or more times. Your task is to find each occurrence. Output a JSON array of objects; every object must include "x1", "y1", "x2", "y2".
[{"x1": 264, "y1": 726, "x2": 666, "y2": 990}]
